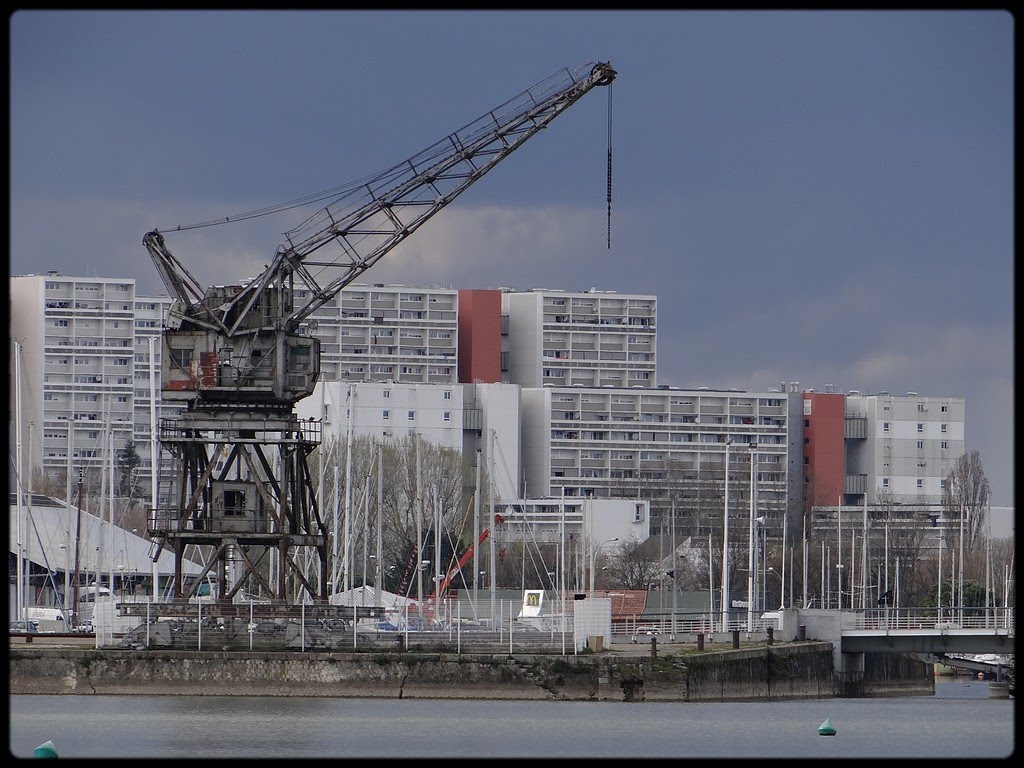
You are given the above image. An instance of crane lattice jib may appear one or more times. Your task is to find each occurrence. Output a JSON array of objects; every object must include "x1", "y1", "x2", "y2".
[{"x1": 217, "y1": 61, "x2": 615, "y2": 336}]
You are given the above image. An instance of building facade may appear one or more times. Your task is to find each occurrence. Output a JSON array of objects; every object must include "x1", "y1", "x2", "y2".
[
  {"x1": 298, "y1": 283, "x2": 459, "y2": 385},
  {"x1": 11, "y1": 274, "x2": 138, "y2": 491},
  {"x1": 296, "y1": 381, "x2": 465, "y2": 452},
  {"x1": 803, "y1": 389, "x2": 966, "y2": 507},
  {"x1": 519, "y1": 383, "x2": 803, "y2": 537},
  {"x1": 10, "y1": 274, "x2": 183, "y2": 500},
  {"x1": 845, "y1": 391, "x2": 965, "y2": 504},
  {"x1": 500, "y1": 288, "x2": 657, "y2": 389}
]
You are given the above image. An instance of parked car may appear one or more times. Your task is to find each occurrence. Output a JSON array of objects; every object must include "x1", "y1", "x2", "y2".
[{"x1": 9, "y1": 620, "x2": 39, "y2": 634}]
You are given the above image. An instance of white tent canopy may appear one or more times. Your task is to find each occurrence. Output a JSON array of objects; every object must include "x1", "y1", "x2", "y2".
[
  {"x1": 328, "y1": 585, "x2": 419, "y2": 610},
  {"x1": 8, "y1": 493, "x2": 202, "y2": 578}
]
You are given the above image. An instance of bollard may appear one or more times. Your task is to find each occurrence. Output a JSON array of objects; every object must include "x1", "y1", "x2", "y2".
[
  {"x1": 732, "y1": 629, "x2": 740, "y2": 649},
  {"x1": 697, "y1": 633, "x2": 704, "y2": 651},
  {"x1": 797, "y1": 624, "x2": 806, "y2": 641},
  {"x1": 988, "y1": 682, "x2": 1010, "y2": 699},
  {"x1": 766, "y1": 626, "x2": 774, "y2": 645},
  {"x1": 650, "y1": 636, "x2": 657, "y2": 659},
  {"x1": 33, "y1": 740, "x2": 58, "y2": 758}
]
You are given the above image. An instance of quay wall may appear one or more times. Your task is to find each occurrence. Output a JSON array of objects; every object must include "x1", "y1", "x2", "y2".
[{"x1": 8, "y1": 642, "x2": 931, "y2": 701}]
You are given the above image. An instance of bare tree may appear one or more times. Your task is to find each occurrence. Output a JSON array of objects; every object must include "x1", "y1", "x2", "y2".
[
  {"x1": 605, "y1": 535, "x2": 662, "y2": 590},
  {"x1": 942, "y1": 450, "x2": 991, "y2": 552}
]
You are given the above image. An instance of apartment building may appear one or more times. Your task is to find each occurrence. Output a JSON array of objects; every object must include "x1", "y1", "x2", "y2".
[
  {"x1": 500, "y1": 288, "x2": 657, "y2": 388},
  {"x1": 11, "y1": 274, "x2": 138, "y2": 489},
  {"x1": 803, "y1": 389, "x2": 966, "y2": 507},
  {"x1": 9, "y1": 274, "x2": 189, "y2": 499},
  {"x1": 519, "y1": 383, "x2": 804, "y2": 536},
  {"x1": 297, "y1": 283, "x2": 459, "y2": 385},
  {"x1": 296, "y1": 381, "x2": 464, "y2": 453}
]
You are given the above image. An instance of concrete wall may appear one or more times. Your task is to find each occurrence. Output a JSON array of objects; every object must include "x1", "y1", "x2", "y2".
[{"x1": 9, "y1": 643, "x2": 842, "y2": 702}]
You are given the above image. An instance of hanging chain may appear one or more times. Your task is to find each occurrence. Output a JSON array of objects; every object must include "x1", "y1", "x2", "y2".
[{"x1": 606, "y1": 81, "x2": 613, "y2": 250}]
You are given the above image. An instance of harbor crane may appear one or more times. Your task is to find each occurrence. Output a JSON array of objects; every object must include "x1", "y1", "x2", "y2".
[{"x1": 144, "y1": 61, "x2": 616, "y2": 604}]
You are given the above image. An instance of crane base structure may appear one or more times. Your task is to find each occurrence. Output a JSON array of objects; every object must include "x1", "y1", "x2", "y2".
[{"x1": 149, "y1": 407, "x2": 329, "y2": 603}]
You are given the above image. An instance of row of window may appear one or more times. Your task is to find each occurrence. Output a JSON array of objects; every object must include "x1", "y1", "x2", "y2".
[
  {"x1": 882, "y1": 422, "x2": 950, "y2": 433},
  {"x1": 380, "y1": 410, "x2": 452, "y2": 422},
  {"x1": 380, "y1": 390, "x2": 452, "y2": 400}
]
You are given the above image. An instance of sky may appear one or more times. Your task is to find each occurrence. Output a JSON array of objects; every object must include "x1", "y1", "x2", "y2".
[{"x1": 8, "y1": 10, "x2": 1014, "y2": 506}]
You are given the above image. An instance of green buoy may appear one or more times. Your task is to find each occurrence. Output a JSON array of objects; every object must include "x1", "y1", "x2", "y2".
[
  {"x1": 817, "y1": 718, "x2": 836, "y2": 736},
  {"x1": 33, "y1": 740, "x2": 58, "y2": 758}
]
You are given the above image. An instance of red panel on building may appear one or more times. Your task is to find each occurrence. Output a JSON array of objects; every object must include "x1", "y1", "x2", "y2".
[
  {"x1": 457, "y1": 289, "x2": 502, "y2": 383},
  {"x1": 803, "y1": 392, "x2": 845, "y2": 508}
]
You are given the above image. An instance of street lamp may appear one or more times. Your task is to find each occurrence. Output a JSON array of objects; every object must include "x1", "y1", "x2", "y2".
[
  {"x1": 721, "y1": 437, "x2": 733, "y2": 632},
  {"x1": 746, "y1": 441, "x2": 756, "y2": 634},
  {"x1": 590, "y1": 537, "x2": 619, "y2": 592}
]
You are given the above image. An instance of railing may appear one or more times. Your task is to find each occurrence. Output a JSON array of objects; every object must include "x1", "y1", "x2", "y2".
[{"x1": 845, "y1": 606, "x2": 1014, "y2": 633}]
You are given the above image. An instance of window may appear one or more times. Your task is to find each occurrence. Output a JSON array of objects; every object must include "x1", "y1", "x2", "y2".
[
  {"x1": 408, "y1": 410, "x2": 415, "y2": 420},
  {"x1": 883, "y1": 422, "x2": 890, "y2": 432},
  {"x1": 917, "y1": 440, "x2": 924, "y2": 450},
  {"x1": 443, "y1": 411, "x2": 451, "y2": 422},
  {"x1": 941, "y1": 405, "x2": 948, "y2": 413},
  {"x1": 443, "y1": 390, "x2": 451, "y2": 400},
  {"x1": 54, "y1": 319, "x2": 69, "y2": 327},
  {"x1": 383, "y1": 390, "x2": 390, "y2": 399},
  {"x1": 916, "y1": 479, "x2": 923, "y2": 489},
  {"x1": 917, "y1": 403, "x2": 925, "y2": 412},
  {"x1": 941, "y1": 441, "x2": 948, "y2": 450},
  {"x1": 916, "y1": 423, "x2": 923, "y2": 433},
  {"x1": 941, "y1": 423, "x2": 947, "y2": 433},
  {"x1": 882, "y1": 478, "x2": 889, "y2": 488},
  {"x1": 223, "y1": 490, "x2": 246, "y2": 517},
  {"x1": 382, "y1": 410, "x2": 390, "y2": 420}
]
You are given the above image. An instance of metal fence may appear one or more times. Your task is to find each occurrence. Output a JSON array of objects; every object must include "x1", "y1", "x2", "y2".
[{"x1": 95, "y1": 598, "x2": 588, "y2": 654}]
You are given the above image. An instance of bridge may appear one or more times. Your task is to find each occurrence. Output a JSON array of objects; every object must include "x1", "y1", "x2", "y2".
[{"x1": 781, "y1": 606, "x2": 1013, "y2": 691}]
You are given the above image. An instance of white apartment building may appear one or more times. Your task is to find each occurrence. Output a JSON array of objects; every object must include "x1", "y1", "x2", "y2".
[
  {"x1": 501, "y1": 288, "x2": 657, "y2": 388},
  {"x1": 9, "y1": 273, "x2": 184, "y2": 498},
  {"x1": 296, "y1": 381, "x2": 464, "y2": 451},
  {"x1": 460, "y1": 382, "x2": 524, "y2": 504},
  {"x1": 520, "y1": 384, "x2": 804, "y2": 534},
  {"x1": 11, "y1": 274, "x2": 138, "y2": 490},
  {"x1": 843, "y1": 391, "x2": 965, "y2": 504},
  {"x1": 493, "y1": 497, "x2": 650, "y2": 548},
  {"x1": 296, "y1": 283, "x2": 459, "y2": 385}
]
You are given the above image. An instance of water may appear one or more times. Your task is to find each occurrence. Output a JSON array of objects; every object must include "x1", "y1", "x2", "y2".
[{"x1": 8, "y1": 681, "x2": 1013, "y2": 759}]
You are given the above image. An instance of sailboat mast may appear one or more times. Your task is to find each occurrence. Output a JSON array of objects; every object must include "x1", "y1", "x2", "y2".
[
  {"x1": 15, "y1": 339, "x2": 25, "y2": 622},
  {"x1": 374, "y1": 442, "x2": 383, "y2": 608}
]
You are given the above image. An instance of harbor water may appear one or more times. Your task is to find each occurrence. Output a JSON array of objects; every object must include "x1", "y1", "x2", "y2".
[{"x1": 8, "y1": 680, "x2": 1013, "y2": 759}]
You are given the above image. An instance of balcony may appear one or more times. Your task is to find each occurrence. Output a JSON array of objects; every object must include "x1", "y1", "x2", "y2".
[
  {"x1": 844, "y1": 416, "x2": 868, "y2": 439},
  {"x1": 844, "y1": 474, "x2": 867, "y2": 494}
]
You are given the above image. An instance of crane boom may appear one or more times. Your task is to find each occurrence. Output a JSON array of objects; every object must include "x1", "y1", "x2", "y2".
[{"x1": 145, "y1": 61, "x2": 615, "y2": 410}]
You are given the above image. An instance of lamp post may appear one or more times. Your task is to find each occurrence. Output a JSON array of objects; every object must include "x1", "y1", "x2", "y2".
[
  {"x1": 721, "y1": 437, "x2": 733, "y2": 632},
  {"x1": 590, "y1": 537, "x2": 619, "y2": 592},
  {"x1": 753, "y1": 515, "x2": 766, "y2": 613},
  {"x1": 836, "y1": 493, "x2": 843, "y2": 610},
  {"x1": 746, "y1": 441, "x2": 756, "y2": 633}
]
